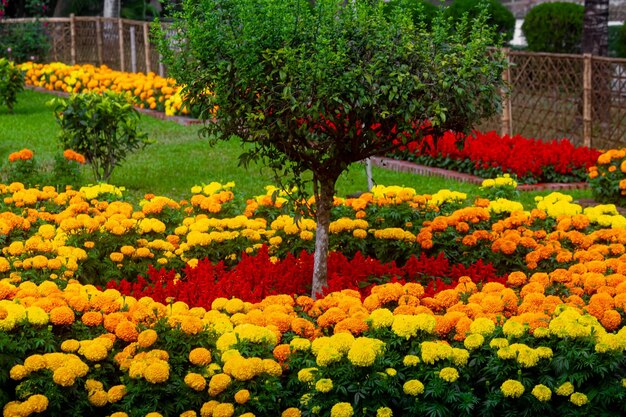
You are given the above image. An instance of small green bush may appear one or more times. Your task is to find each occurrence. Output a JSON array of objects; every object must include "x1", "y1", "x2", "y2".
[
  {"x1": 444, "y1": 0, "x2": 515, "y2": 43},
  {"x1": 0, "y1": 22, "x2": 50, "y2": 63},
  {"x1": 384, "y1": 0, "x2": 438, "y2": 27},
  {"x1": 0, "y1": 58, "x2": 24, "y2": 113},
  {"x1": 522, "y1": 2, "x2": 584, "y2": 53},
  {"x1": 49, "y1": 91, "x2": 152, "y2": 183}
]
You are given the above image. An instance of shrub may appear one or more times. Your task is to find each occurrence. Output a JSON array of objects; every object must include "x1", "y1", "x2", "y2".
[
  {"x1": 383, "y1": 0, "x2": 438, "y2": 28},
  {"x1": 522, "y1": 2, "x2": 584, "y2": 53},
  {"x1": 0, "y1": 58, "x2": 24, "y2": 113},
  {"x1": 0, "y1": 21, "x2": 50, "y2": 63},
  {"x1": 615, "y1": 22, "x2": 626, "y2": 58},
  {"x1": 49, "y1": 91, "x2": 152, "y2": 182},
  {"x1": 444, "y1": 0, "x2": 515, "y2": 43}
]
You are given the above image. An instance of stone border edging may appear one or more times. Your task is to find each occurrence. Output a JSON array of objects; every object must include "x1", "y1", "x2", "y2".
[{"x1": 370, "y1": 156, "x2": 589, "y2": 192}]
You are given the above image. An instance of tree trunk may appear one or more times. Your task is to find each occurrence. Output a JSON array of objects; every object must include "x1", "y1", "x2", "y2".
[
  {"x1": 103, "y1": 0, "x2": 121, "y2": 18},
  {"x1": 311, "y1": 175, "x2": 336, "y2": 299},
  {"x1": 52, "y1": 0, "x2": 72, "y2": 17},
  {"x1": 583, "y1": 0, "x2": 609, "y2": 56},
  {"x1": 583, "y1": 0, "x2": 610, "y2": 126}
]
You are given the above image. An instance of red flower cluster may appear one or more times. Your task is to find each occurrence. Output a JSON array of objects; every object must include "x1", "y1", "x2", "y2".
[
  {"x1": 392, "y1": 130, "x2": 600, "y2": 183},
  {"x1": 107, "y1": 246, "x2": 505, "y2": 308}
]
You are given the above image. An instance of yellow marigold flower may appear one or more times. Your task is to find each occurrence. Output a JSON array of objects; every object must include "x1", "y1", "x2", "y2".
[
  {"x1": 347, "y1": 337, "x2": 384, "y2": 367},
  {"x1": 489, "y1": 338, "x2": 509, "y2": 349},
  {"x1": 376, "y1": 407, "x2": 393, "y2": 417},
  {"x1": 502, "y1": 321, "x2": 526, "y2": 338},
  {"x1": 25, "y1": 394, "x2": 48, "y2": 413},
  {"x1": 403, "y1": 354, "x2": 420, "y2": 366},
  {"x1": 146, "y1": 413, "x2": 164, "y2": 417},
  {"x1": 52, "y1": 367, "x2": 76, "y2": 386},
  {"x1": 143, "y1": 361, "x2": 170, "y2": 384},
  {"x1": 85, "y1": 379, "x2": 103, "y2": 394},
  {"x1": 500, "y1": 380, "x2": 525, "y2": 398},
  {"x1": 180, "y1": 411, "x2": 197, "y2": 417},
  {"x1": 463, "y1": 333, "x2": 484, "y2": 351},
  {"x1": 570, "y1": 392, "x2": 588, "y2": 406},
  {"x1": 184, "y1": 372, "x2": 207, "y2": 391},
  {"x1": 403, "y1": 379, "x2": 425, "y2": 396},
  {"x1": 88, "y1": 390, "x2": 108, "y2": 407},
  {"x1": 368, "y1": 308, "x2": 394, "y2": 329},
  {"x1": 469, "y1": 317, "x2": 495, "y2": 336},
  {"x1": 107, "y1": 385, "x2": 127, "y2": 403},
  {"x1": 385, "y1": 368, "x2": 397, "y2": 377},
  {"x1": 234, "y1": 389, "x2": 251, "y2": 404},
  {"x1": 556, "y1": 382, "x2": 575, "y2": 396},
  {"x1": 208, "y1": 373, "x2": 232, "y2": 396},
  {"x1": 297, "y1": 367, "x2": 317, "y2": 383},
  {"x1": 186, "y1": 347, "x2": 211, "y2": 368},
  {"x1": 10, "y1": 364, "x2": 28, "y2": 380},
  {"x1": 23, "y1": 354, "x2": 46, "y2": 372},
  {"x1": 392, "y1": 314, "x2": 436, "y2": 339},
  {"x1": 200, "y1": 400, "x2": 220, "y2": 417},
  {"x1": 290, "y1": 337, "x2": 311, "y2": 352},
  {"x1": 531, "y1": 384, "x2": 552, "y2": 402},
  {"x1": 439, "y1": 367, "x2": 459, "y2": 383},
  {"x1": 330, "y1": 402, "x2": 353, "y2": 417},
  {"x1": 83, "y1": 343, "x2": 108, "y2": 362},
  {"x1": 26, "y1": 306, "x2": 49, "y2": 326},
  {"x1": 137, "y1": 329, "x2": 158, "y2": 348},
  {"x1": 315, "y1": 378, "x2": 334, "y2": 393},
  {"x1": 281, "y1": 408, "x2": 302, "y2": 417},
  {"x1": 213, "y1": 403, "x2": 235, "y2": 417},
  {"x1": 316, "y1": 345, "x2": 343, "y2": 367}
]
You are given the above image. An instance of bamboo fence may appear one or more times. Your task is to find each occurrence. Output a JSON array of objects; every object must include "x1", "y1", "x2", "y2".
[{"x1": 3, "y1": 16, "x2": 626, "y2": 149}]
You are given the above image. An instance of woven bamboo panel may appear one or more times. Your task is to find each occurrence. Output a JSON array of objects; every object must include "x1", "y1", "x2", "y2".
[
  {"x1": 74, "y1": 19, "x2": 99, "y2": 65},
  {"x1": 100, "y1": 18, "x2": 121, "y2": 70},
  {"x1": 589, "y1": 57, "x2": 626, "y2": 150},
  {"x1": 506, "y1": 52, "x2": 585, "y2": 145}
]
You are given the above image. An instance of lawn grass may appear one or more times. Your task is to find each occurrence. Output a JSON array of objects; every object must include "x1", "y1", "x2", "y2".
[{"x1": 1, "y1": 89, "x2": 593, "y2": 207}]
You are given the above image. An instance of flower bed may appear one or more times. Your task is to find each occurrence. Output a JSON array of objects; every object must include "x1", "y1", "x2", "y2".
[
  {"x1": 19, "y1": 62, "x2": 190, "y2": 117},
  {"x1": 390, "y1": 130, "x2": 600, "y2": 185},
  {"x1": 3, "y1": 183, "x2": 626, "y2": 415}
]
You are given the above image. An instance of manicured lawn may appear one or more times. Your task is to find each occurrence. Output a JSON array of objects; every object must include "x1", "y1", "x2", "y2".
[{"x1": 1, "y1": 89, "x2": 592, "y2": 205}]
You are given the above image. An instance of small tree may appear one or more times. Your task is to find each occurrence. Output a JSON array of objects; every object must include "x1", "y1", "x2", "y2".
[
  {"x1": 156, "y1": 0, "x2": 507, "y2": 297},
  {"x1": 0, "y1": 58, "x2": 24, "y2": 113},
  {"x1": 50, "y1": 91, "x2": 151, "y2": 183}
]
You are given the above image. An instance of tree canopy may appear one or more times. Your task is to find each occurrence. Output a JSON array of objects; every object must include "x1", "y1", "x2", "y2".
[{"x1": 156, "y1": 0, "x2": 507, "y2": 296}]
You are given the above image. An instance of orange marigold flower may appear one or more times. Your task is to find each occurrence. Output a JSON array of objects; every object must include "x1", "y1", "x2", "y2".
[
  {"x1": 49, "y1": 306, "x2": 75, "y2": 326},
  {"x1": 137, "y1": 329, "x2": 158, "y2": 348},
  {"x1": 601, "y1": 309, "x2": 622, "y2": 331},
  {"x1": 63, "y1": 149, "x2": 86, "y2": 164},
  {"x1": 189, "y1": 347, "x2": 212, "y2": 366},
  {"x1": 507, "y1": 271, "x2": 528, "y2": 287},
  {"x1": 82, "y1": 311, "x2": 103, "y2": 327},
  {"x1": 9, "y1": 149, "x2": 34, "y2": 162},
  {"x1": 273, "y1": 344, "x2": 291, "y2": 362},
  {"x1": 115, "y1": 320, "x2": 139, "y2": 342}
]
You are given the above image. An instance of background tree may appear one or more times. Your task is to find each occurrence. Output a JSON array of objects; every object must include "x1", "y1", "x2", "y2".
[
  {"x1": 156, "y1": 0, "x2": 507, "y2": 297},
  {"x1": 583, "y1": 0, "x2": 609, "y2": 56}
]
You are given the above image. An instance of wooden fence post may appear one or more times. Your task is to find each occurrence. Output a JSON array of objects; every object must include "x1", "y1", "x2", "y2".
[
  {"x1": 70, "y1": 13, "x2": 76, "y2": 65},
  {"x1": 118, "y1": 19, "x2": 125, "y2": 72},
  {"x1": 501, "y1": 47, "x2": 512, "y2": 137},
  {"x1": 96, "y1": 17, "x2": 103, "y2": 66},
  {"x1": 583, "y1": 53, "x2": 592, "y2": 148},
  {"x1": 130, "y1": 25, "x2": 137, "y2": 73},
  {"x1": 143, "y1": 22, "x2": 151, "y2": 74}
]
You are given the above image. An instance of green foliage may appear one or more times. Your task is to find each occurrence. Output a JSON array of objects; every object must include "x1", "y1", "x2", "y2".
[
  {"x1": 49, "y1": 91, "x2": 152, "y2": 183},
  {"x1": 157, "y1": 0, "x2": 506, "y2": 196},
  {"x1": 383, "y1": 0, "x2": 438, "y2": 28},
  {"x1": 444, "y1": 0, "x2": 515, "y2": 43},
  {"x1": 0, "y1": 58, "x2": 24, "y2": 113},
  {"x1": 615, "y1": 23, "x2": 626, "y2": 58},
  {"x1": 0, "y1": 22, "x2": 50, "y2": 63},
  {"x1": 522, "y1": 2, "x2": 584, "y2": 54}
]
